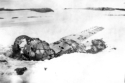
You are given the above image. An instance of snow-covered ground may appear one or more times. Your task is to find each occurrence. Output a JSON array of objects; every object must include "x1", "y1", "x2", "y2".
[
  {"x1": 29, "y1": 51, "x2": 124, "y2": 83},
  {"x1": 5, "y1": 48, "x2": 124, "y2": 83}
]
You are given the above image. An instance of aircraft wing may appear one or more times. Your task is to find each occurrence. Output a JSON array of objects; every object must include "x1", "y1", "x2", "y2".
[{"x1": 62, "y1": 26, "x2": 104, "y2": 43}]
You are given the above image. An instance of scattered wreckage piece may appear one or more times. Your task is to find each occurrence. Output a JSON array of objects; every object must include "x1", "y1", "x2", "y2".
[
  {"x1": 0, "y1": 60, "x2": 7, "y2": 63},
  {"x1": 0, "y1": 60, "x2": 8, "y2": 63},
  {"x1": 15, "y1": 67, "x2": 27, "y2": 75},
  {"x1": 9, "y1": 27, "x2": 106, "y2": 61}
]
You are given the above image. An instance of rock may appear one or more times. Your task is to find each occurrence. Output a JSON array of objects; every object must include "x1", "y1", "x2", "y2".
[{"x1": 15, "y1": 67, "x2": 27, "y2": 75}]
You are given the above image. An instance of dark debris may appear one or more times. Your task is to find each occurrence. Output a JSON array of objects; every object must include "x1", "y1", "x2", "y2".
[
  {"x1": 86, "y1": 39, "x2": 107, "y2": 54},
  {"x1": 15, "y1": 67, "x2": 27, "y2": 75}
]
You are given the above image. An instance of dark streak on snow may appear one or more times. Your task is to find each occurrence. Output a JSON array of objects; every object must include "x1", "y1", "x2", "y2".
[
  {"x1": 0, "y1": 17, "x2": 4, "y2": 19},
  {"x1": 64, "y1": 7, "x2": 125, "y2": 11},
  {"x1": 0, "y1": 8, "x2": 54, "y2": 13},
  {"x1": 107, "y1": 14, "x2": 125, "y2": 16},
  {"x1": 0, "y1": 60, "x2": 7, "y2": 63},
  {"x1": 27, "y1": 16, "x2": 38, "y2": 18},
  {"x1": 12, "y1": 17, "x2": 18, "y2": 19},
  {"x1": 112, "y1": 47, "x2": 117, "y2": 50},
  {"x1": 44, "y1": 67, "x2": 47, "y2": 71}
]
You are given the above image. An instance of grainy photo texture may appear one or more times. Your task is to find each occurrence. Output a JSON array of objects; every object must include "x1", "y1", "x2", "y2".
[{"x1": 0, "y1": 0, "x2": 124, "y2": 83}]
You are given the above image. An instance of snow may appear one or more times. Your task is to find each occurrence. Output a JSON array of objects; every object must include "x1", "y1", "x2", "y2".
[{"x1": 27, "y1": 48, "x2": 124, "y2": 83}]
